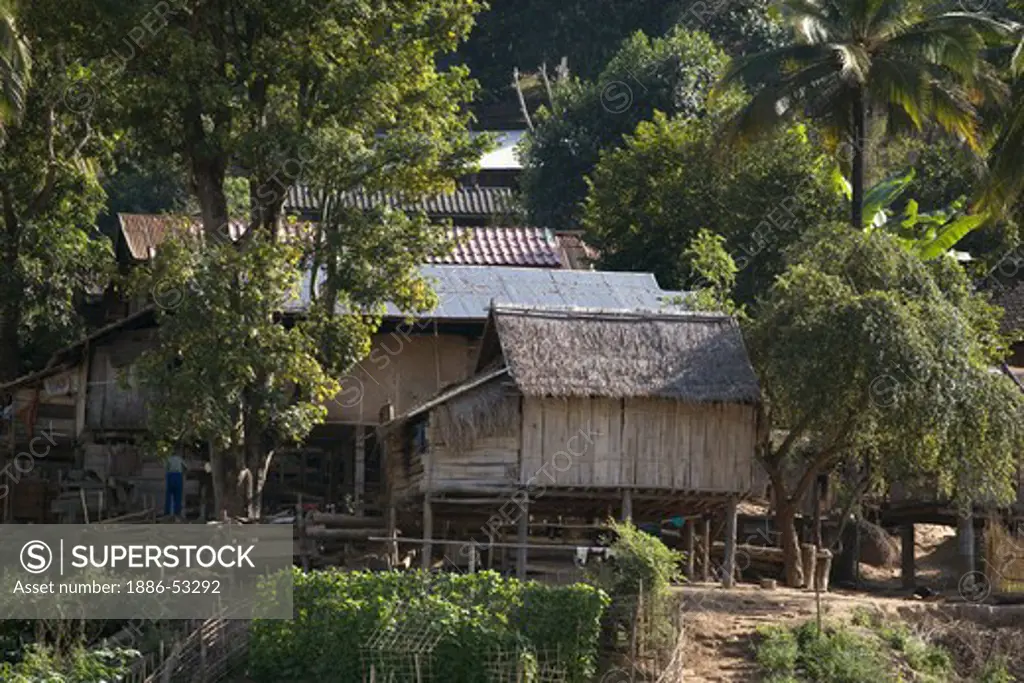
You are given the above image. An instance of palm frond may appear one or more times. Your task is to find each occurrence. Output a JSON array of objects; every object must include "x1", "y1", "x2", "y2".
[{"x1": 0, "y1": 5, "x2": 29, "y2": 127}]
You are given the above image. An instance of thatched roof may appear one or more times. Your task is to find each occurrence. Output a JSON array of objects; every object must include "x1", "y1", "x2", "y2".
[{"x1": 479, "y1": 305, "x2": 761, "y2": 403}]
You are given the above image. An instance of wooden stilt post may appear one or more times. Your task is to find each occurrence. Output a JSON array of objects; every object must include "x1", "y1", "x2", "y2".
[
  {"x1": 723, "y1": 498, "x2": 738, "y2": 588},
  {"x1": 422, "y1": 497, "x2": 433, "y2": 571},
  {"x1": 354, "y1": 428, "x2": 366, "y2": 515},
  {"x1": 516, "y1": 497, "x2": 529, "y2": 580},
  {"x1": 621, "y1": 489, "x2": 633, "y2": 522},
  {"x1": 901, "y1": 524, "x2": 916, "y2": 591},
  {"x1": 958, "y1": 510, "x2": 975, "y2": 579},
  {"x1": 701, "y1": 515, "x2": 711, "y2": 582},
  {"x1": 684, "y1": 519, "x2": 695, "y2": 579},
  {"x1": 386, "y1": 502, "x2": 398, "y2": 567}
]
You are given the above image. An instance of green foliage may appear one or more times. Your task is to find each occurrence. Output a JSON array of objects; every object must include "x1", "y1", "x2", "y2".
[
  {"x1": 131, "y1": 234, "x2": 339, "y2": 456},
  {"x1": 750, "y1": 227, "x2": 1024, "y2": 508},
  {"x1": 758, "y1": 618, "x2": 960, "y2": 683},
  {"x1": 684, "y1": 229, "x2": 743, "y2": 316},
  {"x1": 980, "y1": 657, "x2": 1014, "y2": 683},
  {"x1": 522, "y1": 26, "x2": 738, "y2": 232},
  {"x1": 0, "y1": 644, "x2": 138, "y2": 682},
  {"x1": 857, "y1": 169, "x2": 989, "y2": 259},
  {"x1": 582, "y1": 113, "x2": 838, "y2": 303},
  {"x1": 457, "y1": 0, "x2": 684, "y2": 100},
  {"x1": 755, "y1": 625, "x2": 799, "y2": 679},
  {"x1": 86, "y1": 0, "x2": 486, "y2": 238},
  {"x1": 591, "y1": 521, "x2": 683, "y2": 601},
  {"x1": 249, "y1": 569, "x2": 609, "y2": 683},
  {"x1": 718, "y1": 0, "x2": 1009, "y2": 227},
  {"x1": 0, "y1": 2, "x2": 115, "y2": 379}
]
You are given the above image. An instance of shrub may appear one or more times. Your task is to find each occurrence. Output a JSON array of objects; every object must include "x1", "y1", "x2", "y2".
[
  {"x1": 592, "y1": 520, "x2": 684, "y2": 600},
  {"x1": 756, "y1": 625, "x2": 799, "y2": 677},
  {"x1": 249, "y1": 569, "x2": 609, "y2": 683}
]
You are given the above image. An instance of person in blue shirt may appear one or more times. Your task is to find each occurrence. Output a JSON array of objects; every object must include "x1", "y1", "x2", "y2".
[{"x1": 165, "y1": 453, "x2": 185, "y2": 518}]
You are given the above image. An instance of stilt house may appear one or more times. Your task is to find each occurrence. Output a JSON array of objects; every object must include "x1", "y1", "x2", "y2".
[{"x1": 381, "y1": 304, "x2": 762, "y2": 577}]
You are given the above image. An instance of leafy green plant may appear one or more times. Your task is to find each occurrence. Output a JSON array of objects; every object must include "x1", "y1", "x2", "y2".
[
  {"x1": 0, "y1": 644, "x2": 138, "y2": 682},
  {"x1": 755, "y1": 625, "x2": 799, "y2": 677},
  {"x1": 249, "y1": 569, "x2": 609, "y2": 683},
  {"x1": 856, "y1": 169, "x2": 988, "y2": 259},
  {"x1": 591, "y1": 520, "x2": 684, "y2": 600}
]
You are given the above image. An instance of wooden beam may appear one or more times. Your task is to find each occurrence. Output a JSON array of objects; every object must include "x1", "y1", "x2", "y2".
[
  {"x1": 516, "y1": 498, "x2": 529, "y2": 580},
  {"x1": 901, "y1": 524, "x2": 915, "y2": 591},
  {"x1": 701, "y1": 516, "x2": 711, "y2": 582},
  {"x1": 387, "y1": 503, "x2": 398, "y2": 566},
  {"x1": 355, "y1": 427, "x2": 366, "y2": 514},
  {"x1": 422, "y1": 497, "x2": 433, "y2": 571},
  {"x1": 621, "y1": 489, "x2": 633, "y2": 522},
  {"x1": 958, "y1": 511, "x2": 975, "y2": 578},
  {"x1": 684, "y1": 519, "x2": 695, "y2": 579},
  {"x1": 722, "y1": 498, "x2": 738, "y2": 589}
]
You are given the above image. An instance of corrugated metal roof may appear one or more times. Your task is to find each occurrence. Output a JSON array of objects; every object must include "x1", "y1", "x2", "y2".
[
  {"x1": 284, "y1": 185, "x2": 515, "y2": 217},
  {"x1": 294, "y1": 266, "x2": 685, "y2": 320},
  {"x1": 475, "y1": 130, "x2": 525, "y2": 170},
  {"x1": 392, "y1": 266, "x2": 684, "y2": 320}
]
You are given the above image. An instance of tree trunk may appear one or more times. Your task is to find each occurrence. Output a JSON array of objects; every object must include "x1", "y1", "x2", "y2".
[
  {"x1": 192, "y1": 156, "x2": 230, "y2": 243},
  {"x1": 0, "y1": 192, "x2": 21, "y2": 383},
  {"x1": 851, "y1": 87, "x2": 867, "y2": 229},
  {"x1": 776, "y1": 500, "x2": 805, "y2": 588}
]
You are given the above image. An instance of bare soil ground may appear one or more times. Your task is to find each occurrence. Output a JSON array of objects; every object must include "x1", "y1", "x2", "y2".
[
  {"x1": 677, "y1": 583, "x2": 922, "y2": 682},
  {"x1": 676, "y1": 523, "x2": 1014, "y2": 682}
]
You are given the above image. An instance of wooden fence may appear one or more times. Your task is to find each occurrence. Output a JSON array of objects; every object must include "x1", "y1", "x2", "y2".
[
  {"x1": 122, "y1": 616, "x2": 251, "y2": 683},
  {"x1": 986, "y1": 522, "x2": 1024, "y2": 596}
]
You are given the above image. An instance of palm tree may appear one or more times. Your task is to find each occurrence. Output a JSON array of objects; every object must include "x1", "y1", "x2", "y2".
[
  {"x1": 716, "y1": 0, "x2": 1008, "y2": 228},
  {"x1": 0, "y1": 0, "x2": 29, "y2": 129},
  {"x1": 982, "y1": 2, "x2": 1024, "y2": 215}
]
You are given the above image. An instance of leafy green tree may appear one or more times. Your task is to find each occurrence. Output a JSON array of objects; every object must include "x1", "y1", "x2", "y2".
[
  {"x1": 86, "y1": 0, "x2": 485, "y2": 244},
  {"x1": 521, "y1": 27, "x2": 738, "y2": 232},
  {"x1": 0, "y1": 3, "x2": 114, "y2": 381},
  {"x1": 581, "y1": 113, "x2": 839, "y2": 303},
  {"x1": 457, "y1": 0, "x2": 684, "y2": 101},
  {"x1": 717, "y1": 0, "x2": 1007, "y2": 229},
  {"x1": 78, "y1": 0, "x2": 487, "y2": 514},
  {"x1": 746, "y1": 227, "x2": 1024, "y2": 585},
  {"x1": 677, "y1": 0, "x2": 786, "y2": 57},
  {"x1": 132, "y1": 212, "x2": 452, "y2": 517}
]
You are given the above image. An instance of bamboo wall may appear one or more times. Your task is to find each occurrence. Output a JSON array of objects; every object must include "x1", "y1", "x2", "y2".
[
  {"x1": 521, "y1": 397, "x2": 756, "y2": 493},
  {"x1": 385, "y1": 390, "x2": 759, "y2": 501},
  {"x1": 327, "y1": 333, "x2": 479, "y2": 424}
]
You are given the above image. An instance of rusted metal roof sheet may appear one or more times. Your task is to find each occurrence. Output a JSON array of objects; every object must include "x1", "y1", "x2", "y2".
[{"x1": 119, "y1": 215, "x2": 566, "y2": 268}]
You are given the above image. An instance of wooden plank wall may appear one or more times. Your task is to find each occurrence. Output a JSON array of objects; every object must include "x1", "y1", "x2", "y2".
[
  {"x1": 427, "y1": 416, "x2": 520, "y2": 492},
  {"x1": 86, "y1": 334, "x2": 153, "y2": 432},
  {"x1": 521, "y1": 396, "x2": 756, "y2": 494},
  {"x1": 326, "y1": 334, "x2": 478, "y2": 424}
]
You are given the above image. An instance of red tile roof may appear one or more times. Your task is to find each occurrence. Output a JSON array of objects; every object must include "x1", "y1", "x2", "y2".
[
  {"x1": 436, "y1": 226, "x2": 562, "y2": 267},
  {"x1": 118, "y1": 214, "x2": 571, "y2": 269}
]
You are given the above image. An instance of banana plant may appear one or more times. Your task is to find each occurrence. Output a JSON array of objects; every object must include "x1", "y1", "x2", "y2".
[{"x1": 837, "y1": 168, "x2": 987, "y2": 260}]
